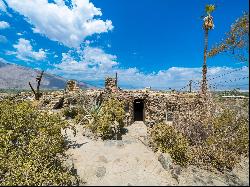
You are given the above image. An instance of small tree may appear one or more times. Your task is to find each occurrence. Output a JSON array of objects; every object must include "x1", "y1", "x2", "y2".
[
  {"x1": 29, "y1": 71, "x2": 44, "y2": 100},
  {"x1": 208, "y1": 12, "x2": 249, "y2": 63}
]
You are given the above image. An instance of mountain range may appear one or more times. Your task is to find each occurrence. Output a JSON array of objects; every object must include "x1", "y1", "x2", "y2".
[{"x1": 0, "y1": 61, "x2": 93, "y2": 90}]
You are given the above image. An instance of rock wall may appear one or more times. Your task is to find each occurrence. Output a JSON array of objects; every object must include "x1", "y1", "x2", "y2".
[
  {"x1": 99, "y1": 89, "x2": 206, "y2": 127},
  {"x1": 105, "y1": 77, "x2": 117, "y2": 93},
  {"x1": 4, "y1": 80, "x2": 209, "y2": 128}
]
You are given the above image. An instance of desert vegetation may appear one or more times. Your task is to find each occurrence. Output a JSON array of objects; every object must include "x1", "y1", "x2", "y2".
[
  {"x1": 149, "y1": 98, "x2": 249, "y2": 172},
  {"x1": 149, "y1": 123, "x2": 190, "y2": 167},
  {"x1": 208, "y1": 12, "x2": 249, "y2": 63},
  {"x1": 70, "y1": 96, "x2": 126, "y2": 140},
  {"x1": 0, "y1": 99, "x2": 80, "y2": 186},
  {"x1": 145, "y1": 5, "x2": 249, "y2": 173},
  {"x1": 0, "y1": 2, "x2": 248, "y2": 185},
  {"x1": 0, "y1": 87, "x2": 249, "y2": 185}
]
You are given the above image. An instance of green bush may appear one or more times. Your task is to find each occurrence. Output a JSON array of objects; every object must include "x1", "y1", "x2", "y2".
[
  {"x1": 77, "y1": 97, "x2": 125, "y2": 140},
  {"x1": 63, "y1": 107, "x2": 79, "y2": 119},
  {"x1": 149, "y1": 123, "x2": 190, "y2": 167},
  {"x1": 74, "y1": 106, "x2": 90, "y2": 125},
  {"x1": 0, "y1": 99, "x2": 79, "y2": 186}
]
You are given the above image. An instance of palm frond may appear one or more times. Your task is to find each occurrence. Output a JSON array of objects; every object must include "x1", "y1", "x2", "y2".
[{"x1": 205, "y1": 4, "x2": 216, "y2": 15}]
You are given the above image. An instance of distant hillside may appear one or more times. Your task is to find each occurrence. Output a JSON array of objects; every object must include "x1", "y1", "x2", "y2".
[{"x1": 0, "y1": 61, "x2": 93, "y2": 90}]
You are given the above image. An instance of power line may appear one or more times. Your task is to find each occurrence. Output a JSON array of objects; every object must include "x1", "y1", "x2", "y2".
[
  {"x1": 191, "y1": 66, "x2": 248, "y2": 87},
  {"x1": 209, "y1": 76, "x2": 249, "y2": 89},
  {"x1": 207, "y1": 66, "x2": 248, "y2": 81},
  {"x1": 179, "y1": 84, "x2": 189, "y2": 91}
]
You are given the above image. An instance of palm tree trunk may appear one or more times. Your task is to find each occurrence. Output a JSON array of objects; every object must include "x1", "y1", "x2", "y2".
[{"x1": 201, "y1": 29, "x2": 208, "y2": 94}]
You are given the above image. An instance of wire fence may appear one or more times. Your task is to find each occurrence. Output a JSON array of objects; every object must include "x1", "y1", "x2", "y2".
[{"x1": 177, "y1": 66, "x2": 249, "y2": 92}]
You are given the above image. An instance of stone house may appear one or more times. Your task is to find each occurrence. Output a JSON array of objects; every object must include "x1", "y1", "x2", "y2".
[
  {"x1": 100, "y1": 76, "x2": 206, "y2": 127},
  {"x1": 13, "y1": 77, "x2": 206, "y2": 127}
]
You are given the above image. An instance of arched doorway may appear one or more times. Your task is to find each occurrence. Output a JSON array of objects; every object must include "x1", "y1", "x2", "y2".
[{"x1": 133, "y1": 99, "x2": 144, "y2": 121}]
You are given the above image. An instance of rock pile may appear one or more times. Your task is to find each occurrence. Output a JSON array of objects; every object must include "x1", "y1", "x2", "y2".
[
  {"x1": 105, "y1": 77, "x2": 118, "y2": 93},
  {"x1": 65, "y1": 80, "x2": 80, "y2": 92}
]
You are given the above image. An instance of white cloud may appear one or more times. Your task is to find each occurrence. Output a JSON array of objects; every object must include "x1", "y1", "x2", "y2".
[
  {"x1": 0, "y1": 21, "x2": 10, "y2": 29},
  {"x1": 8, "y1": 38, "x2": 46, "y2": 61},
  {"x1": 57, "y1": 52, "x2": 89, "y2": 71},
  {"x1": 55, "y1": 46, "x2": 118, "y2": 78},
  {"x1": 0, "y1": 0, "x2": 6, "y2": 12},
  {"x1": 0, "y1": 35, "x2": 7, "y2": 43},
  {"x1": 83, "y1": 46, "x2": 118, "y2": 69},
  {"x1": 0, "y1": 57, "x2": 12, "y2": 64},
  {"x1": 0, "y1": 0, "x2": 11, "y2": 16},
  {"x1": 49, "y1": 47, "x2": 249, "y2": 90},
  {"x1": 5, "y1": 0, "x2": 113, "y2": 48}
]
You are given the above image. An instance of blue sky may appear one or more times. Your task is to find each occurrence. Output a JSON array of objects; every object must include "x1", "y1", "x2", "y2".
[{"x1": 0, "y1": 0, "x2": 249, "y2": 90}]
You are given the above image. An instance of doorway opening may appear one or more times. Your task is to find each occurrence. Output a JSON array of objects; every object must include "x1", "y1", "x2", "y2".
[{"x1": 134, "y1": 99, "x2": 144, "y2": 121}]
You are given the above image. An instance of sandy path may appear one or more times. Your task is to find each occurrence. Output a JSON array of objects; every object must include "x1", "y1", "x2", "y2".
[
  {"x1": 63, "y1": 121, "x2": 249, "y2": 186},
  {"x1": 63, "y1": 122, "x2": 176, "y2": 186}
]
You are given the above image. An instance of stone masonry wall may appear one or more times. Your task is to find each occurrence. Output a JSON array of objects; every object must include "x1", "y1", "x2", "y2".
[
  {"x1": 7, "y1": 79, "x2": 206, "y2": 128},
  {"x1": 105, "y1": 77, "x2": 117, "y2": 93},
  {"x1": 99, "y1": 89, "x2": 205, "y2": 127}
]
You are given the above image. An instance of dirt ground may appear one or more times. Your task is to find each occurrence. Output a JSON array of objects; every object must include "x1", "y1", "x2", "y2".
[{"x1": 62, "y1": 122, "x2": 249, "y2": 186}]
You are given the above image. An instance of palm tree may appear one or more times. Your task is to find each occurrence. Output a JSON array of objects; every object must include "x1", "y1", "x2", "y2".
[{"x1": 201, "y1": 4, "x2": 215, "y2": 95}]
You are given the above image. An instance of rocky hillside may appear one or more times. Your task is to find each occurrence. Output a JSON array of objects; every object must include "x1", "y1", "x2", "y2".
[{"x1": 0, "y1": 61, "x2": 92, "y2": 90}]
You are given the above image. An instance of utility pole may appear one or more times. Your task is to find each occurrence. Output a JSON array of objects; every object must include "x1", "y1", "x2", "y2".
[
  {"x1": 115, "y1": 72, "x2": 118, "y2": 87},
  {"x1": 189, "y1": 80, "x2": 193, "y2": 93}
]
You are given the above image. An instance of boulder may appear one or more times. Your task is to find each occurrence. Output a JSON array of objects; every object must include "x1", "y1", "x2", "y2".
[
  {"x1": 96, "y1": 166, "x2": 106, "y2": 178},
  {"x1": 157, "y1": 152, "x2": 173, "y2": 171}
]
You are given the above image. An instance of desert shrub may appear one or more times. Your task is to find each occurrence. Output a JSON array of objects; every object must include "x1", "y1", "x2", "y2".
[
  {"x1": 77, "y1": 97, "x2": 125, "y2": 140},
  {"x1": 172, "y1": 97, "x2": 214, "y2": 147},
  {"x1": 149, "y1": 123, "x2": 190, "y2": 167},
  {"x1": 202, "y1": 109, "x2": 249, "y2": 170},
  {"x1": 150, "y1": 107, "x2": 249, "y2": 171},
  {"x1": 97, "y1": 97, "x2": 125, "y2": 139},
  {"x1": 0, "y1": 99, "x2": 79, "y2": 186},
  {"x1": 63, "y1": 107, "x2": 79, "y2": 119},
  {"x1": 69, "y1": 91, "x2": 101, "y2": 112},
  {"x1": 74, "y1": 106, "x2": 90, "y2": 125}
]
